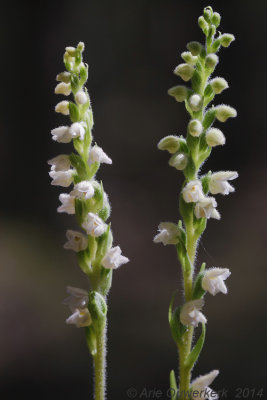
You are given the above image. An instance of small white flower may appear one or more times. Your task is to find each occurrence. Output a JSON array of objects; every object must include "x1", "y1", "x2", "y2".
[
  {"x1": 102, "y1": 246, "x2": 129, "y2": 269},
  {"x1": 180, "y1": 299, "x2": 207, "y2": 328},
  {"x1": 51, "y1": 126, "x2": 72, "y2": 143},
  {"x1": 194, "y1": 197, "x2": 220, "y2": 220},
  {"x1": 174, "y1": 63, "x2": 195, "y2": 81},
  {"x1": 215, "y1": 105, "x2": 237, "y2": 122},
  {"x1": 55, "y1": 82, "x2": 71, "y2": 96},
  {"x1": 202, "y1": 268, "x2": 231, "y2": 296},
  {"x1": 69, "y1": 122, "x2": 85, "y2": 141},
  {"x1": 191, "y1": 370, "x2": 219, "y2": 400},
  {"x1": 63, "y1": 230, "x2": 88, "y2": 252},
  {"x1": 73, "y1": 180, "x2": 95, "y2": 200},
  {"x1": 57, "y1": 193, "x2": 75, "y2": 214},
  {"x1": 169, "y1": 153, "x2": 188, "y2": 170},
  {"x1": 188, "y1": 94, "x2": 202, "y2": 111},
  {"x1": 209, "y1": 171, "x2": 238, "y2": 195},
  {"x1": 49, "y1": 169, "x2": 73, "y2": 187},
  {"x1": 66, "y1": 308, "x2": 92, "y2": 328},
  {"x1": 188, "y1": 119, "x2": 203, "y2": 137},
  {"x1": 89, "y1": 145, "x2": 112, "y2": 165},
  {"x1": 154, "y1": 222, "x2": 180, "y2": 246},
  {"x1": 182, "y1": 180, "x2": 204, "y2": 203},
  {"x1": 210, "y1": 77, "x2": 229, "y2": 94},
  {"x1": 206, "y1": 128, "x2": 226, "y2": 147},
  {"x1": 82, "y1": 212, "x2": 107, "y2": 237},
  {"x1": 55, "y1": 100, "x2": 69, "y2": 115},
  {"x1": 47, "y1": 154, "x2": 71, "y2": 172},
  {"x1": 56, "y1": 71, "x2": 71, "y2": 83},
  {"x1": 75, "y1": 90, "x2": 87, "y2": 105},
  {"x1": 63, "y1": 286, "x2": 88, "y2": 312}
]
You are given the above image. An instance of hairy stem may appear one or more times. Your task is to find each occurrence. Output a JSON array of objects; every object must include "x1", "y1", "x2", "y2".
[{"x1": 93, "y1": 323, "x2": 107, "y2": 400}]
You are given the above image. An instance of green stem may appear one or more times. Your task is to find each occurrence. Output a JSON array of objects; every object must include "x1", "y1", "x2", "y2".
[{"x1": 93, "y1": 323, "x2": 107, "y2": 400}]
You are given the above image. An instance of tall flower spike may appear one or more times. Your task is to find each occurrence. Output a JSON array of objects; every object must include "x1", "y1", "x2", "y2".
[
  {"x1": 48, "y1": 42, "x2": 129, "y2": 400},
  {"x1": 155, "y1": 6, "x2": 237, "y2": 397}
]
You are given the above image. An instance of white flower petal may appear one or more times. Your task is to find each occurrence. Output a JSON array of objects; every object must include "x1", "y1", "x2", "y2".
[
  {"x1": 49, "y1": 169, "x2": 73, "y2": 187},
  {"x1": 65, "y1": 308, "x2": 92, "y2": 328},
  {"x1": 202, "y1": 268, "x2": 231, "y2": 296},
  {"x1": 154, "y1": 222, "x2": 180, "y2": 245},
  {"x1": 180, "y1": 299, "x2": 207, "y2": 327},
  {"x1": 48, "y1": 154, "x2": 70, "y2": 171},
  {"x1": 89, "y1": 145, "x2": 112, "y2": 165},
  {"x1": 102, "y1": 246, "x2": 129, "y2": 269},
  {"x1": 182, "y1": 180, "x2": 204, "y2": 203},
  {"x1": 63, "y1": 230, "x2": 88, "y2": 252},
  {"x1": 57, "y1": 193, "x2": 75, "y2": 214},
  {"x1": 82, "y1": 212, "x2": 107, "y2": 237}
]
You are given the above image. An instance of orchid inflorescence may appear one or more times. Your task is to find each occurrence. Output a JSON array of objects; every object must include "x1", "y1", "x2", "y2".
[
  {"x1": 154, "y1": 6, "x2": 237, "y2": 399},
  {"x1": 48, "y1": 42, "x2": 129, "y2": 400}
]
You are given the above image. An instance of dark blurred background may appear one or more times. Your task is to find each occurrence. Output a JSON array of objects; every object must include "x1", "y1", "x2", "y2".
[{"x1": 0, "y1": 0, "x2": 266, "y2": 398}]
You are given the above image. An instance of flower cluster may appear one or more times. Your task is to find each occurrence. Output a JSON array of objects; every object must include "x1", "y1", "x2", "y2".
[
  {"x1": 154, "y1": 7, "x2": 237, "y2": 396},
  {"x1": 48, "y1": 43, "x2": 129, "y2": 332}
]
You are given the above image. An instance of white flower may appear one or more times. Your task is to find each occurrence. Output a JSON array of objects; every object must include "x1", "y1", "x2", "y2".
[
  {"x1": 206, "y1": 128, "x2": 226, "y2": 147},
  {"x1": 73, "y1": 180, "x2": 95, "y2": 200},
  {"x1": 188, "y1": 119, "x2": 203, "y2": 137},
  {"x1": 47, "y1": 154, "x2": 71, "y2": 172},
  {"x1": 63, "y1": 286, "x2": 88, "y2": 312},
  {"x1": 69, "y1": 122, "x2": 85, "y2": 141},
  {"x1": 55, "y1": 100, "x2": 69, "y2": 115},
  {"x1": 194, "y1": 197, "x2": 220, "y2": 220},
  {"x1": 191, "y1": 370, "x2": 219, "y2": 400},
  {"x1": 209, "y1": 171, "x2": 238, "y2": 195},
  {"x1": 174, "y1": 63, "x2": 195, "y2": 81},
  {"x1": 102, "y1": 246, "x2": 129, "y2": 269},
  {"x1": 55, "y1": 82, "x2": 71, "y2": 96},
  {"x1": 169, "y1": 153, "x2": 188, "y2": 170},
  {"x1": 49, "y1": 169, "x2": 73, "y2": 187},
  {"x1": 188, "y1": 94, "x2": 202, "y2": 111},
  {"x1": 202, "y1": 268, "x2": 231, "y2": 296},
  {"x1": 89, "y1": 145, "x2": 112, "y2": 165},
  {"x1": 182, "y1": 180, "x2": 204, "y2": 203},
  {"x1": 65, "y1": 308, "x2": 92, "y2": 328},
  {"x1": 82, "y1": 212, "x2": 107, "y2": 237},
  {"x1": 210, "y1": 77, "x2": 229, "y2": 94},
  {"x1": 154, "y1": 222, "x2": 180, "y2": 246},
  {"x1": 51, "y1": 126, "x2": 72, "y2": 143},
  {"x1": 180, "y1": 299, "x2": 207, "y2": 328},
  {"x1": 63, "y1": 230, "x2": 88, "y2": 252},
  {"x1": 57, "y1": 193, "x2": 75, "y2": 214},
  {"x1": 215, "y1": 105, "x2": 237, "y2": 122},
  {"x1": 75, "y1": 90, "x2": 87, "y2": 105}
]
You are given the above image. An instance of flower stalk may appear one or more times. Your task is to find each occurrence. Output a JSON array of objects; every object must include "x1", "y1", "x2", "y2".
[
  {"x1": 49, "y1": 42, "x2": 129, "y2": 399},
  {"x1": 155, "y1": 6, "x2": 237, "y2": 399}
]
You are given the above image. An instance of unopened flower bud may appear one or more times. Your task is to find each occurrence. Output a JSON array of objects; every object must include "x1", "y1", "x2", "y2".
[
  {"x1": 157, "y1": 135, "x2": 181, "y2": 154},
  {"x1": 203, "y1": 7, "x2": 212, "y2": 22},
  {"x1": 168, "y1": 85, "x2": 188, "y2": 102},
  {"x1": 211, "y1": 12, "x2": 221, "y2": 27},
  {"x1": 188, "y1": 119, "x2": 203, "y2": 137},
  {"x1": 56, "y1": 71, "x2": 71, "y2": 83},
  {"x1": 206, "y1": 128, "x2": 225, "y2": 147},
  {"x1": 169, "y1": 153, "x2": 188, "y2": 170},
  {"x1": 174, "y1": 63, "x2": 194, "y2": 82},
  {"x1": 187, "y1": 41, "x2": 203, "y2": 56},
  {"x1": 210, "y1": 77, "x2": 229, "y2": 94},
  {"x1": 75, "y1": 90, "x2": 87, "y2": 105},
  {"x1": 205, "y1": 54, "x2": 219, "y2": 69},
  {"x1": 181, "y1": 51, "x2": 198, "y2": 66},
  {"x1": 55, "y1": 101, "x2": 69, "y2": 115},
  {"x1": 215, "y1": 105, "x2": 237, "y2": 122},
  {"x1": 198, "y1": 16, "x2": 208, "y2": 32},
  {"x1": 77, "y1": 42, "x2": 85, "y2": 52},
  {"x1": 55, "y1": 82, "x2": 71, "y2": 96},
  {"x1": 188, "y1": 94, "x2": 203, "y2": 112},
  {"x1": 65, "y1": 46, "x2": 76, "y2": 56},
  {"x1": 219, "y1": 33, "x2": 235, "y2": 47}
]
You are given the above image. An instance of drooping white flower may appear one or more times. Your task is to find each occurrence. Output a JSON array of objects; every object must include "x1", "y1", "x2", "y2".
[
  {"x1": 209, "y1": 171, "x2": 238, "y2": 195},
  {"x1": 169, "y1": 153, "x2": 188, "y2": 170},
  {"x1": 89, "y1": 145, "x2": 112, "y2": 165},
  {"x1": 51, "y1": 126, "x2": 72, "y2": 143},
  {"x1": 182, "y1": 180, "x2": 204, "y2": 203},
  {"x1": 63, "y1": 230, "x2": 88, "y2": 252},
  {"x1": 191, "y1": 370, "x2": 219, "y2": 400},
  {"x1": 57, "y1": 193, "x2": 75, "y2": 214},
  {"x1": 206, "y1": 128, "x2": 226, "y2": 147},
  {"x1": 47, "y1": 154, "x2": 71, "y2": 172},
  {"x1": 180, "y1": 299, "x2": 207, "y2": 327},
  {"x1": 102, "y1": 246, "x2": 129, "y2": 269},
  {"x1": 194, "y1": 197, "x2": 220, "y2": 220},
  {"x1": 154, "y1": 222, "x2": 180, "y2": 246},
  {"x1": 75, "y1": 90, "x2": 87, "y2": 105},
  {"x1": 69, "y1": 122, "x2": 85, "y2": 141},
  {"x1": 82, "y1": 212, "x2": 107, "y2": 237},
  {"x1": 49, "y1": 169, "x2": 73, "y2": 187},
  {"x1": 55, "y1": 100, "x2": 69, "y2": 115},
  {"x1": 202, "y1": 268, "x2": 231, "y2": 296},
  {"x1": 55, "y1": 82, "x2": 71, "y2": 96},
  {"x1": 215, "y1": 105, "x2": 237, "y2": 122},
  {"x1": 65, "y1": 308, "x2": 92, "y2": 328},
  {"x1": 73, "y1": 180, "x2": 95, "y2": 200},
  {"x1": 63, "y1": 286, "x2": 88, "y2": 312}
]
